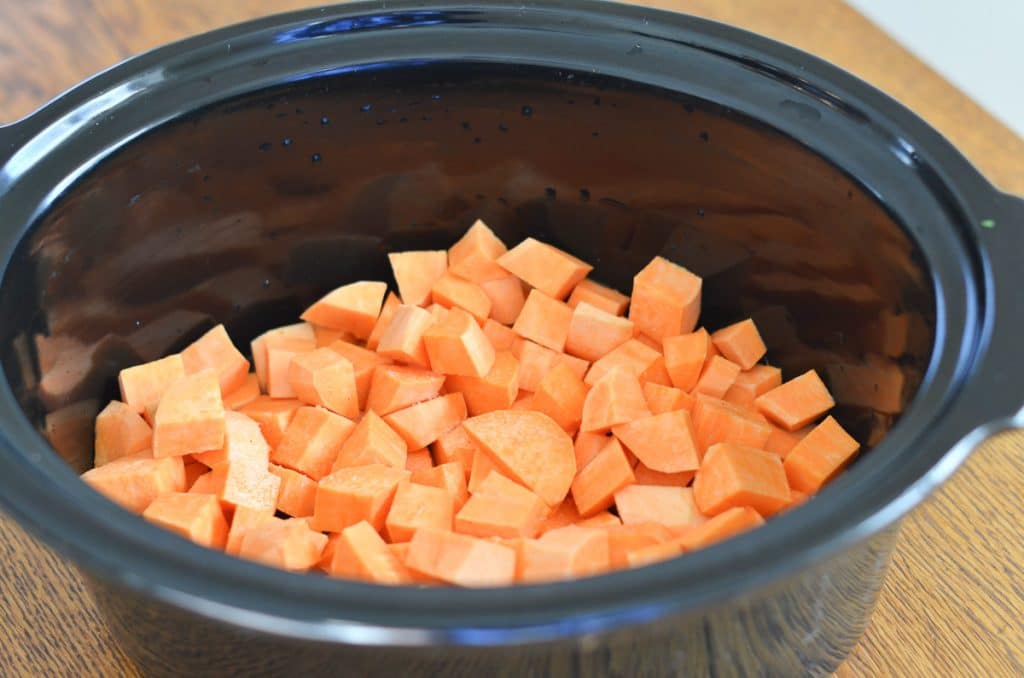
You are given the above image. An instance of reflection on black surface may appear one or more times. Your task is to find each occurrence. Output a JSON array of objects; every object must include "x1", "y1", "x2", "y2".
[{"x1": 0, "y1": 63, "x2": 933, "y2": 472}]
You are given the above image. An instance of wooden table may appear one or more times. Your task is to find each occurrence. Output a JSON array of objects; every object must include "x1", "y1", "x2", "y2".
[{"x1": 1, "y1": 2, "x2": 1022, "y2": 676}]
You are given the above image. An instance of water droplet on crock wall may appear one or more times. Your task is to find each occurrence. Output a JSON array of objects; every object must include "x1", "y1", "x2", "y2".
[
  {"x1": 134, "y1": 320, "x2": 142, "y2": 328},
  {"x1": 376, "y1": 119, "x2": 386, "y2": 126},
  {"x1": 360, "y1": 103, "x2": 373, "y2": 112},
  {"x1": 462, "y1": 121, "x2": 471, "y2": 130},
  {"x1": 641, "y1": 16, "x2": 649, "y2": 24},
  {"x1": 521, "y1": 105, "x2": 533, "y2": 117},
  {"x1": 699, "y1": 131, "x2": 709, "y2": 142},
  {"x1": 258, "y1": 142, "x2": 272, "y2": 152},
  {"x1": 498, "y1": 123, "x2": 509, "y2": 132},
  {"x1": 545, "y1": 187, "x2": 557, "y2": 199},
  {"x1": 580, "y1": 188, "x2": 591, "y2": 201},
  {"x1": 627, "y1": 42, "x2": 643, "y2": 55},
  {"x1": 282, "y1": 138, "x2": 293, "y2": 147},
  {"x1": 591, "y1": 131, "x2": 600, "y2": 137},
  {"x1": 262, "y1": 279, "x2": 271, "y2": 288},
  {"x1": 312, "y1": 153, "x2": 322, "y2": 163},
  {"x1": 431, "y1": 94, "x2": 441, "y2": 101},
  {"x1": 128, "y1": 194, "x2": 142, "y2": 206},
  {"x1": 697, "y1": 208, "x2": 705, "y2": 217},
  {"x1": 473, "y1": 137, "x2": 481, "y2": 144},
  {"x1": 320, "y1": 115, "x2": 330, "y2": 126}
]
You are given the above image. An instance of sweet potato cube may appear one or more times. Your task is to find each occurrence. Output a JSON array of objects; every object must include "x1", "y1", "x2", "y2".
[
  {"x1": 612, "y1": 410, "x2": 699, "y2": 474},
  {"x1": 386, "y1": 481, "x2": 455, "y2": 543},
  {"x1": 567, "y1": 278, "x2": 629, "y2": 316},
  {"x1": 755, "y1": 370, "x2": 835, "y2": 431},
  {"x1": 271, "y1": 406, "x2": 355, "y2": 480},
  {"x1": 81, "y1": 454, "x2": 186, "y2": 513},
  {"x1": 143, "y1": 492, "x2": 228, "y2": 549},
  {"x1": 455, "y1": 472, "x2": 547, "y2": 539},
  {"x1": 570, "y1": 437, "x2": 636, "y2": 517},
  {"x1": 724, "y1": 365, "x2": 782, "y2": 408},
  {"x1": 711, "y1": 319, "x2": 767, "y2": 370},
  {"x1": 564, "y1": 302, "x2": 634, "y2": 362},
  {"x1": 238, "y1": 516, "x2": 328, "y2": 571},
  {"x1": 366, "y1": 291, "x2": 403, "y2": 351},
  {"x1": 497, "y1": 237, "x2": 592, "y2": 300},
  {"x1": 783, "y1": 416, "x2": 859, "y2": 493},
  {"x1": 288, "y1": 348, "x2": 359, "y2": 418},
  {"x1": 430, "y1": 273, "x2": 491, "y2": 323},
  {"x1": 181, "y1": 324, "x2": 250, "y2": 396},
  {"x1": 614, "y1": 485, "x2": 705, "y2": 531},
  {"x1": 383, "y1": 393, "x2": 467, "y2": 450},
  {"x1": 329, "y1": 520, "x2": 412, "y2": 583},
  {"x1": 519, "y1": 525, "x2": 609, "y2": 583},
  {"x1": 580, "y1": 368, "x2": 651, "y2": 433},
  {"x1": 118, "y1": 354, "x2": 185, "y2": 414},
  {"x1": 629, "y1": 256, "x2": 702, "y2": 341},
  {"x1": 152, "y1": 369, "x2": 225, "y2": 458},
  {"x1": 238, "y1": 396, "x2": 300, "y2": 448},
  {"x1": 301, "y1": 281, "x2": 387, "y2": 339},
  {"x1": 479, "y1": 275, "x2": 527, "y2": 325},
  {"x1": 312, "y1": 463, "x2": 411, "y2": 533},
  {"x1": 333, "y1": 410, "x2": 408, "y2": 471},
  {"x1": 222, "y1": 373, "x2": 261, "y2": 410},
  {"x1": 513, "y1": 289, "x2": 573, "y2": 353},
  {"x1": 693, "y1": 443, "x2": 791, "y2": 517},
  {"x1": 584, "y1": 339, "x2": 660, "y2": 386},
  {"x1": 269, "y1": 464, "x2": 318, "y2": 518},
  {"x1": 376, "y1": 305, "x2": 434, "y2": 369},
  {"x1": 366, "y1": 365, "x2": 445, "y2": 416},
  {"x1": 388, "y1": 250, "x2": 448, "y2": 307},
  {"x1": 405, "y1": 526, "x2": 516, "y2": 587},
  {"x1": 448, "y1": 219, "x2": 509, "y2": 283},
  {"x1": 94, "y1": 400, "x2": 152, "y2": 467},
  {"x1": 694, "y1": 355, "x2": 741, "y2": 399},
  {"x1": 531, "y1": 362, "x2": 588, "y2": 433},
  {"x1": 445, "y1": 351, "x2": 520, "y2": 416},
  {"x1": 422, "y1": 307, "x2": 496, "y2": 377},
  {"x1": 663, "y1": 329, "x2": 709, "y2": 392}
]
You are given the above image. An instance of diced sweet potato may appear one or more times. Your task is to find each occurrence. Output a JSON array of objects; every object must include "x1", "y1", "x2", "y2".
[
  {"x1": 301, "y1": 281, "x2": 388, "y2": 339},
  {"x1": 143, "y1": 492, "x2": 228, "y2": 549},
  {"x1": 152, "y1": 369, "x2": 225, "y2": 459},
  {"x1": 271, "y1": 406, "x2": 355, "y2": 480},
  {"x1": 629, "y1": 256, "x2": 702, "y2": 341},
  {"x1": 497, "y1": 237, "x2": 593, "y2": 299},
  {"x1": 94, "y1": 400, "x2": 152, "y2": 467},
  {"x1": 389, "y1": 251, "x2": 448, "y2": 307},
  {"x1": 567, "y1": 278, "x2": 629, "y2": 316},
  {"x1": 312, "y1": 463, "x2": 411, "y2": 533},
  {"x1": 181, "y1": 324, "x2": 250, "y2": 396}
]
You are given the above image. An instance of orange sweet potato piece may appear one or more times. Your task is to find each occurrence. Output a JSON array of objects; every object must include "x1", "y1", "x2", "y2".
[
  {"x1": 584, "y1": 338, "x2": 660, "y2": 386},
  {"x1": 571, "y1": 437, "x2": 636, "y2": 517},
  {"x1": 327, "y1": 339, "x2": 390, "y2": 410},
  {"x1": 574, "y1": 431, "x2": 611, "y2": 471},
  {"x1": 763, "y1": 423, "x2": 810, "y2": 458},
  {"x1": 629, "y1": 256, "x2": 702, "y2": 341},
  {"x1": 479, "y1": 275, "x2": 527, "y2": 325},
  {"x1": 333, "y1": 409, "x2": 408, "y2": 471},
  {"x1": 519, "y1": 525, "x2": 609, "y2": 582},
  {"x1": 694, "y1": 355, "x2": 741, "y2": 399},
  {"x1": 184, "y1": 461, "x2": 208, "y2": 490},
  {"x1": 287, "y1": 348, "x2": 358, "y2": 418},
  {"x1": 422, "y1": 307, "x2": 496, "y2": 377},
  {"x1": 311, "y1": 463, "x2": 411, "y2": 533},
  {"x1": 312, "y1": 325, "x2": 354, "y2": 348},
  {"x1": 662, "y1": 329, "x2": 709, "y2": 392},
  {"x1": 209, "y1": 459, "x2": 281, "y2": 515},
  {"x1": 578, "y1": 511, "x2": 621, "y2": 528},
  {"x1": 376, "y1": 304, "x2": 434, "y2": 369},
  {"x1": 755, "y1": 370, "x2": 835, "y2": 431},
  {"x1": 384, "y1": 393, "x2": 467, "y2": 450},
  {"x1": 225, "y1": 506, "x2": 273, "y2": 556},
  {"x1": 455, "y1": 472, "x2": 548, "y2": 539},
  {"x1": 625, "y1": 541, "x2": 683, "y2": 568},
  {"x1": 269, "y1": 464, "x2": 318, "y2": 518},
  {"x1": 181, "y1": 324, "x2": 250, "y2": 396},
  {"x1": 81, "y1": 454, "x2": 185, "y2": 513},
  {"x1": 513, "y1": 289, "x2": 573, "y2": 353},
  {"x1": 388, "y1": 250, "x2": 448, "y2": 307},
  {"x1": 612, "y1": 410, "x2": 699, "y2": 474},
  {"x1": 606, "y1": 522, "x2": 674, "y2": 567},
  {"x1": 94, "y1": 400, "x2": 152, "y2": 467},
  {"x1": 468, "y1": 446, "x2": 499, "y2": 493},
  {"x1": 118, "y1": 354, "x2": 185, "y2": 414},
  {"x1": 463, "y1": 409, "x2": 576, "y2": 506},
  {"x1": 366, "y1": 291, "x2": 403, "y2": 351},
  {"x1": 251, "y1": 323, "x2": 315, "y2": 391},
  {"x1": 675, "y1": 506, "x2": 763, "y2": 551},
  {"x1": 481, "y1": 318, "x2": 521, "y2": 352},
  {"x1": 513, "y1": 340, "x2": 588, "y2": 392},
  {"x1": 417, "y1": 462, "x2": 470, "y2": 511},
  {"x1": 693, "y1": 443, "x2": 791, "y2": 517},
  {"x1": 433, "y1": 425, "x2": 479, "y2": 477},
  {"x1": 692, "y1": 394, "x2": 773, "y2": 456},
  {"x1": 724, "y1": 365, "x2": 782, "y2": 408},
  {"x1": 188, "y1": 471, "x2": 218, "y2": 495},
  {"x1": 496, "y1": 237, "x2": 593, "y2": 300},
  {"x1": 366, "y1": 365, "x2": 445, "y2": 416},
  {"x1": 386, "y1": 480, "x2": 455, "y2": 543},
  {"x1": 711, "y1": 319, "x2": 767, "y2": 370},
  {"x1": 783, "y1": 415, "x2": 859, "y2": 493},
  {"x1": 301, "y1": 281, "x2": 387, "y2": 339},
  {"x1": 405, "y1": 448, "x2": 434, "y2": 477},
  {"x1": 238, "y1": 516, "x2": 328, "y2": 572},
  {"x1": 614, "y1": 485, "x2": 705, "y2": 531},
  {"x1": 447, "y1": 219, "x2": 509, "y2": 283},
  {"x1": 538, "y1": 498, "x2": 583, "y2": 534},
  {"x1": 329, "y1": 520, "x2": 412, "y2": 583},
  {"x1": 192, "y1": 410, "x2": 269, "y2": 469},
  {"x1": 531, "y1": 362, "x2": 589, "y2": 433},
  {"x1": 222, "y1": 373, "x2": 261, "y2": 411},
  {"x1": 580, "y1": 368, "x2": 651, "y2": 433},
  {"x1": 152, "y1": 369, "x2": 225, "y2": 459},
  {"x1": 143, "y1": 492, "x2": 228, "y2": 549},
  {"x1": 238, "y1": 396, "x2": 300, "y2": 448},
  {"x1": 265, "y1": 336, "x2": 315, "y2": 399},
  {"x1": 633, "y1": 463, "x2": 695, "y2": 487},
  {"x1": 405, "y1": 526, "x2": 516, "y2": 587},
  {"x1": 564, "y1": 302, "x2": 634, "y2": 362},
  {"x1": 642, "y1": 382, "x2": 694, "y2": 415},
  {"x1": 431, "y1": 273, "x2": 491, "y2": 323},
  {"x1": 271, "y1": 406, "x2": 355, "y2": 480},
  {"x1": 567, "y1": 278, "x2": 630, "y2": 316},
  {"x1": 446, "y1": 351, "x2": 520, "y2": 416}
]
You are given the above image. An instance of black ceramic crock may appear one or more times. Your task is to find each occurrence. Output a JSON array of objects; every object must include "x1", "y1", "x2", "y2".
[{"x1": 0, "y1": 1, "x2": 1021, "y2": 675}]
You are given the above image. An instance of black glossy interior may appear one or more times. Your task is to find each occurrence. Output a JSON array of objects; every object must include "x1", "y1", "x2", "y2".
[{"x1": 0, "y1": 63, "x2": 934, "y2": 472}]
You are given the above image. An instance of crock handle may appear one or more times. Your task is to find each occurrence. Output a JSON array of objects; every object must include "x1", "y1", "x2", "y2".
[{"x1": 971, "y1": 191, "x2": 1024, "y2": 425}]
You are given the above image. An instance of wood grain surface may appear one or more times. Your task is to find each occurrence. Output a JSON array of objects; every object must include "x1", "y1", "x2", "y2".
[{"x1": 0, "y1": 2, "x2": 1022, "y2": 677}]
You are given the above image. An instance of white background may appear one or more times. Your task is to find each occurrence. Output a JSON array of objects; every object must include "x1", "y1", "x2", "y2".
[{"x1": 848, "y1": 0, "x2": 1024, "y2": 139}]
